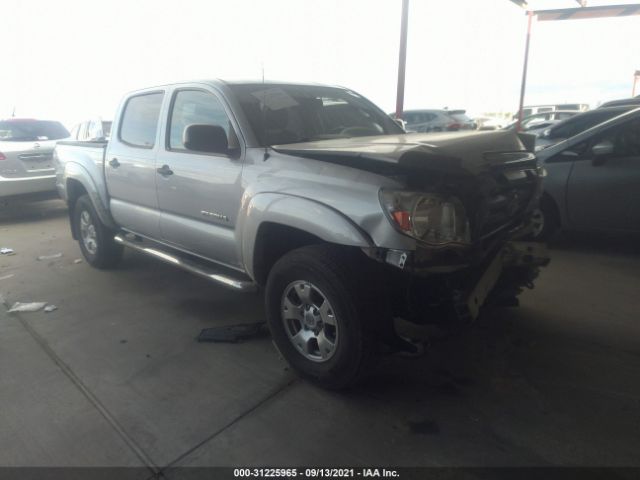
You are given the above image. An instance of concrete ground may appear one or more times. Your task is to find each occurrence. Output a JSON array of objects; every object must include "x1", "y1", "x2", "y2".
[{"x1": 1, "y1": 197, "x2": 639, "y2": 475}]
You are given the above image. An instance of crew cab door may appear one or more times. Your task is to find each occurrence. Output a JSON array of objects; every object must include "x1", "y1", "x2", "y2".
[
  {"x1": 155, "y1": 87, "x2": 245, "y2": 268},
  {"x1": 566, "y1": 117, "x2": 640, "y2": 232},
  {"x1": 106, "y1": 91, "x2": 165, "y2": 238}
]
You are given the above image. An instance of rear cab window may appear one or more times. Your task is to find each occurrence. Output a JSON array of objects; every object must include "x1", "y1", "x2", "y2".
[{"x1": 119, "y1": 92, "x2": 164, "y2": 148}]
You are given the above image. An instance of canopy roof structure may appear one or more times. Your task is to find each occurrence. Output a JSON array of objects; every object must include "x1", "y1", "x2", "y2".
[
  {"x1": 508, "y1": 1, "x2": 640, "y2": 127},
  {"x1": 393, "y1": 1, "x2": 640, "y2": 126}
]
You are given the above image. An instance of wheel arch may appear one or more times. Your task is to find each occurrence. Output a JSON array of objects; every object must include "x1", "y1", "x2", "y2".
[
  {"x1": 64, "y1": 164, "x2": 117, "y2": 236},
  {"x1": 239, "y1": 193, "x2": 373, "y2": 286}
]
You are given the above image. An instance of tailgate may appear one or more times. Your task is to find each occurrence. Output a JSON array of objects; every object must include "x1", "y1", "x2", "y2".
[{"x1": 0, "y1": 141, "x2": 56, "y2": 178}]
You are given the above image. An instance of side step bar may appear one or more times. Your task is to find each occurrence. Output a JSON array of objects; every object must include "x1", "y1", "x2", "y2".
[{"x1": 114, "y1": 234, "x2": 257, "y2": 292}]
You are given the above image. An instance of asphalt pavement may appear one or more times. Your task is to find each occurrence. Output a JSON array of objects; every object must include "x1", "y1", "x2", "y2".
[{"x1": 1, "y1": 198, "x2": 639, "y2": 476}]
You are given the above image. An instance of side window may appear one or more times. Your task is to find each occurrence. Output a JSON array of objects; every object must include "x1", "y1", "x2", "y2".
[
  {"x1": 119, "y1": 92, "x2": 164, "y2": 148},
  {"x1": 168, "y1": 89, "x2": 235, "y2": 151}
]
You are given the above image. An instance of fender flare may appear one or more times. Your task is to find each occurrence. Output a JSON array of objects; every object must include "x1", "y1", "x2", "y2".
[
  {"x1": 238, "y1": 192, "x2": 373, "y2": 279},
  {"x1": 64, "y1": 162, "x2": 117, "y2": 230}
]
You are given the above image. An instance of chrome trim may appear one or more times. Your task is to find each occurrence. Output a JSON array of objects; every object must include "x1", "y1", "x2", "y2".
[{"x1": 114, "y1": 235, "x2": 257, "y2": 292}]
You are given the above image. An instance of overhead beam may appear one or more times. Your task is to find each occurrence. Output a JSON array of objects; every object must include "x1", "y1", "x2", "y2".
[
  {"x1": 534, "y1": 4, "x2": 640, "y2": 21},
  {"x1": 395, "y1": 0, "x2": 410, "y2": 118}
]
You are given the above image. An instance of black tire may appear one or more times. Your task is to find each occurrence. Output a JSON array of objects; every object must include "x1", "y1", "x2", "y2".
[
  {"x1": 265, "y1": 244, "x2": 380, "y2": 390},
  {"x1": 73, "y1": 194, "x2": 123, "y2": 269},
  {"x1": 528, "y1": 194, "x2": 560, "y2": 242}
]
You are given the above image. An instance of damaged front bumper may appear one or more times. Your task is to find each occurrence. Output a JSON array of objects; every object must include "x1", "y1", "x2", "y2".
[
  {"x1": 465, "y1": 241, "x2": 549, "y2": 319},
  {"x1": 373, "y1": 241, "x2": 550, "y2": 325}
]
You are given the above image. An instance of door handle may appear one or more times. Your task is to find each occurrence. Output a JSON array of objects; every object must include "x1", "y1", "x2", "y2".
[
  {"x1": 156, "y1": 164, "x2": 174, "y2": 176},
  {"x1": 109, "y1": 158, "x2": 120, "y2": 168}
]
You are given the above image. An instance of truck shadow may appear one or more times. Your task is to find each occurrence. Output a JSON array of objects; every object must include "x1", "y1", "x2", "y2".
[
  {"x1": 0, "y1": 196, "x2": 67, "y2": 225},
  {"x1": 549, "y1": 231, "x2": 640, "y2": 256}
]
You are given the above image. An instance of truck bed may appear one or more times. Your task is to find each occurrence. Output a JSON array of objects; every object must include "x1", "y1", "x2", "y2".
[{"x1": 54, "y1": 140, "x2": 109, "y2": 206}]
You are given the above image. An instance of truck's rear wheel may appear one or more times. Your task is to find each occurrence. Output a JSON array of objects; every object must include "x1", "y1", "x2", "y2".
[
  {"x1": 265, "y1": 244, "x2": 377, "y2": 389},
  {"x1": 73, "y1": 194, "x2": 123, "y2": 269}
]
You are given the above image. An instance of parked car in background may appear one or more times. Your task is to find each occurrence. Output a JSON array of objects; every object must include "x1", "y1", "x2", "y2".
[
  {"x1": 69, "y1": 118, "x2": 112, "y2": 142},
  {"x1": 504, "y1": 110, "x2": 578, "y2": 134},
  {"x1": 445, "y1": 110, "x2": 476, "y2": 130},
  {"x1": 599, "y1": 96, "x2": 640, "y2": 108},
  {"x1": 0, "y1": 118, "x2": 69, "y2": 199},
  {"x1": 535, "y1": 106, "x2": 636, "y2": 150},
  {"x1": 518, "y1": 103, "x2": 589, "y2": 119},
  {"x1": 530, "y1": 107, "x2": 640, "y2": 240},
  {"x1": 475, "y1": 116, "x2": 507, "y2": 131},
  {"x1": 54, "y1": 80, "x2": 547, "y2": 388},
  {"x1": 398, "y1": 109, "x2": 464, "y2": 132}
]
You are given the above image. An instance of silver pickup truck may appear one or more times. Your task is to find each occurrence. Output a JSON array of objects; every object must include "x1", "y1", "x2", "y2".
[{"x1": 54, "y1": 80, "x2": 548, "y2": 388}]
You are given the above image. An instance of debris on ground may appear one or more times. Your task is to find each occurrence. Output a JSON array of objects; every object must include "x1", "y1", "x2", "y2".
[
  {"x1": 0, "y1": 274, "x2": 15, "y2": 281},
  {"x1": 197, "y1": 322, "x2": 268, "y2": 343},
  {"x1": 73, "y1": 259, "x2": 83, "y2": 264},
  {"x1": 1, "y1": 247, "x2": 15, "y2": 255},
  {"x1": 37, "y1": 253, "x2": 63, "y2": 261},
  {"x1": 8, "y1": 302, "x2": 47, "y2": 313},
  {"x1": 44, "y1": 304, "x2": 58, "y2": 313}
]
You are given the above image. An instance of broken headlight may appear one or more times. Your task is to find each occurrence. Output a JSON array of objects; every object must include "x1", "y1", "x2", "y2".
[{"x1": 380, "y1": 190, "x2": 471, "y2": 245}]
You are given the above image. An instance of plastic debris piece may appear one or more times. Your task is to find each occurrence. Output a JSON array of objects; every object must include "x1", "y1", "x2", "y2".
[
  {"x1": 44, "y1": 304, "x2": 58, "y2": 313},
  {"x1": 8, "y1": 302, "x2": 47, "y2": 313},
  {"x1": 73, "y1": 259, "x2": 83, "y2": 264},
  {"x1": 37, "y1": 253, "x2": 63, "y2": 261},
  {"x1": 1, "y1": 247, "x2": 15, "y2": 255},
  {"x1": 197, "y1": 322, "x2": 268, "y2": 343},
  {"x1": 0, "y1": 274, "x2": 14, "y2": 281}
]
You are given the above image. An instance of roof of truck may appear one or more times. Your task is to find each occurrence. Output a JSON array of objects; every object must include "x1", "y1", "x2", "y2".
[{"x1": 126, "y1": 79, "x2": 347, "y2": 93}]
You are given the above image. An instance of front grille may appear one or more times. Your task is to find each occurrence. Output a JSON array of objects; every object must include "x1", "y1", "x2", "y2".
[{"x1": 473, "y1": 153, "x2": 540, "y2": 240}]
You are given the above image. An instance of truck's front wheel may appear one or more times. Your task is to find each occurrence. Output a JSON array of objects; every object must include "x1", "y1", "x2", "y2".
[
  {"x1": 265, "y1": 245, "x2": 377, "y2": 389},
  {"x1": 73, "y1": 194, "x2": 123, "y2": 269}
]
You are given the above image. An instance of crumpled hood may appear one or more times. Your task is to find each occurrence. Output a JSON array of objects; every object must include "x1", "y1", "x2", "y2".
[{"x1": 272, "y1": 130, "x2": 533, "y2": 176}]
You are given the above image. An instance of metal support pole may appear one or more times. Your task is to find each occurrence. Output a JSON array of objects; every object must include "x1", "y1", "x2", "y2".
[
  {"x1": 517, "y1": 10, "x2": 534, "y2": 131},
  {"x1": 633, "y1": 71, "x2": 639, "y2": 97},
  {"x1": 395, "y1": 0, "x2": 409, "y2": 119}
]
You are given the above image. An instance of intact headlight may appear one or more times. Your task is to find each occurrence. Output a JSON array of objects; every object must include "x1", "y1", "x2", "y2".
[{"x1": 379, "y1": 190, "x2": 471, "y2": 245}]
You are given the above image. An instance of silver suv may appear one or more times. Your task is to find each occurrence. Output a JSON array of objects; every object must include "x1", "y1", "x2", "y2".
[{"x1": 0, "y1": 119, "x2": 69, "y2": 199}]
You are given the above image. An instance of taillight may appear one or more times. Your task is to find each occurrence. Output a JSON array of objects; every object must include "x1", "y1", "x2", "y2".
[
  {"x1": 0, "y1": 152, "x2": 6, "y2": 161},
  {"x1": 447, "y1": 123, "x2": 461, "y2": 131}
]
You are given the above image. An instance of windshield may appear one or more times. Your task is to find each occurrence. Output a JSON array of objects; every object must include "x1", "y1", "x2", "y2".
[
  {"x1": 0, "y1": 120, "x2": 69, "y2": 142},
  {"x1": 229, "y1": 84, "x2": 403, "y2": 146},
  {"x1": 547, "y1": 109, "x2": 630, "y2": 139}
]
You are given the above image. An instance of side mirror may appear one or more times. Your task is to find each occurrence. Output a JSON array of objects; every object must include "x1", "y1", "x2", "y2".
[
  {"x1": 393, "y1": 118, "x2": 407, "y2": 130},
  {"x1": 592, "y1": 140, "x2": 614, "y2": 156},
  {"x1": 591, "y1": 140, "x2": 614, "y2": 165},
  {"x1": 183, "y1": 124, "x2": 228, "y2": 154}
]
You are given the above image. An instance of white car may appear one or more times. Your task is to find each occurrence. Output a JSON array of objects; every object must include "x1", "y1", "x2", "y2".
[{"x1": 0, "y1": 119, "x2": 69, "y2": 198}]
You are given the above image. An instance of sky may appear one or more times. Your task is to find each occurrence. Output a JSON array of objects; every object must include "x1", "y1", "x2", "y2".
[{"x1": 2, "y1": 0, "x2": 639, "y2": 127}]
